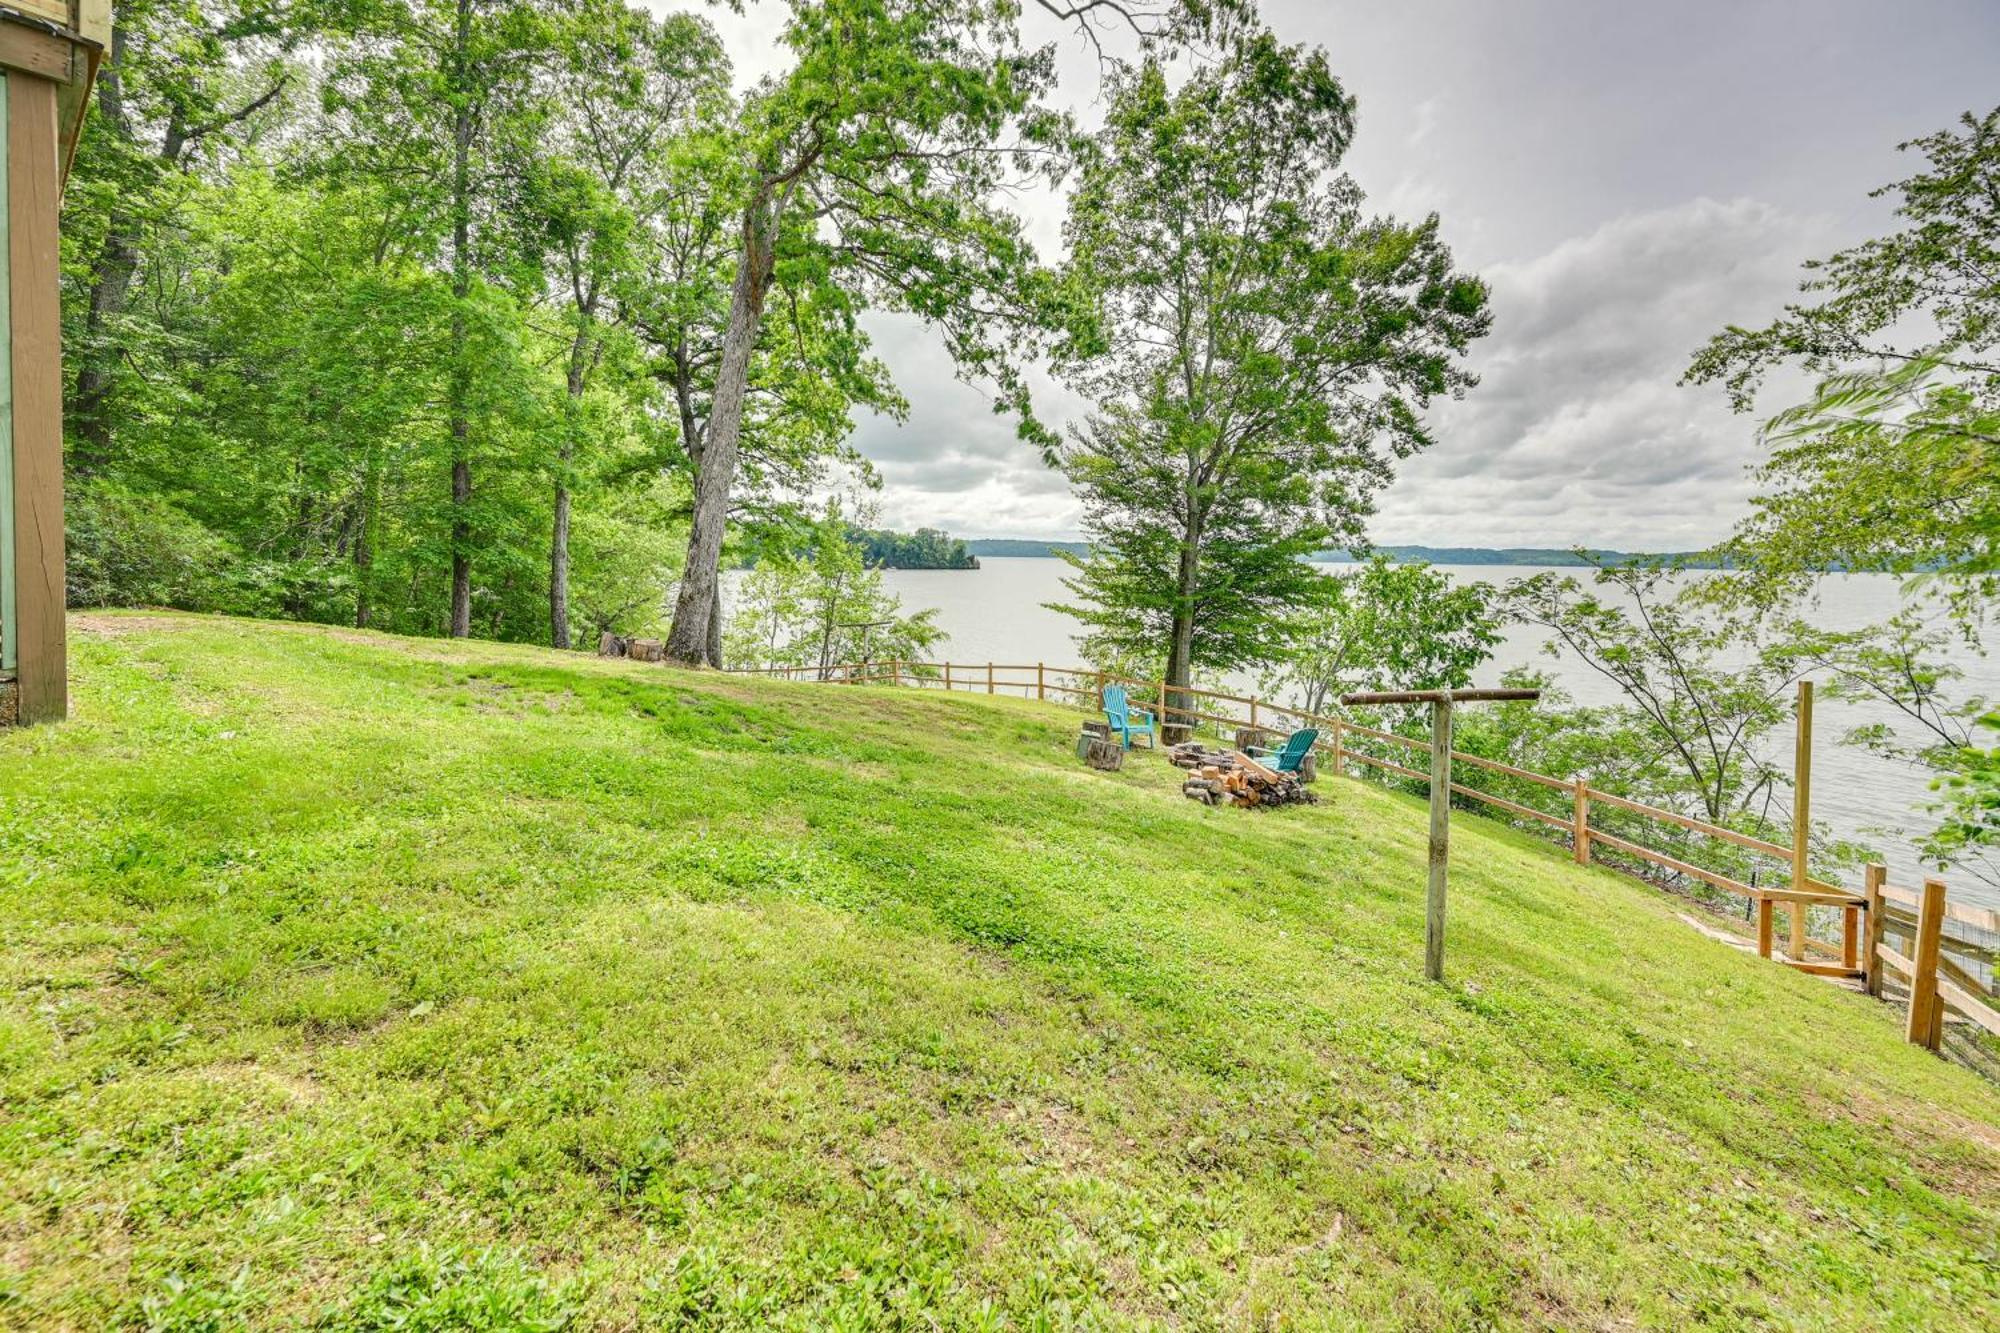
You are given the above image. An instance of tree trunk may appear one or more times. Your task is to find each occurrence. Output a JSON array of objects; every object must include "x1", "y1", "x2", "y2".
[
  {"x1": 707, "y1": 578, "x2": 723, "y2": 666},
  {"x1": 282, "y1": 484, "x2": 314, "y2": 620},
  {"x1": 549, "y1": 476, "x2": 571, "y2": 648},
  {"x1": 550, "y1": 333, "x2": 590, "y2": 651},
  {"x1": 354, "y1": 449, "x2": 381, "y2": 629},
  {"x1": 446, "y1": 0, "x2": 476, "y2": 639},
  {"x1": 665, "y1": 200, "x2": 777, "y2": 665},
  {"x1": 71, "y1": 228, "x2": 139, "y2": 473},
  {"x1": 1162, "y1": 512, "x2": 1203, "y2": 743},
  {"x1": 69, "y1": 24, "x2": 140, "y2": 474}
]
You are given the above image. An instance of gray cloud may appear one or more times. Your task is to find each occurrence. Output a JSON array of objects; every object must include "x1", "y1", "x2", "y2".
[
  {"x1": 681, "y1": 0, "x2": 2000, "y2": 545},
  {"x1": 843, "y1": 312, "x2": 1086, "y2": 537},
  {"x1": 1375, "y1": 197, "x2": 1829, "y2": 547}
]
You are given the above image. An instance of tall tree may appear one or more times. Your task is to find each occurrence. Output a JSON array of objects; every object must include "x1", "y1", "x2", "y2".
[
  {"x1": 629, "y1": 125, "x2": 900, "y2": 667},
  {"x1": 517, "y1": 0, "x2": 727, "y2": 647},
  {"x1": 659, "y1": 0, "x2": 1088, "y2": 666},
  {"x1": 63, "y1": 0, "x2": 294, "y2": 471},
  {"x1": 326, "y1": 0, "x2": 553, "y2": 636},
  {"x1": 1052, "y1": 35, "x2": 1489, "y2": 732}
]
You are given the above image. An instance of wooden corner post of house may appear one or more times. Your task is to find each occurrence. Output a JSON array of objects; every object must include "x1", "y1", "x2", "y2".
[
  {"x1": 1788, "y1": 680, "x2": 1814, "y2": 961},
  {"x1": 1861, "y1": 863, "x2": 1887, "y2": 999},
  {"x1": 1905, "y1": 876, "x2": 1946, "y2": 1050},
  {"x1": 0, "y1": 1, "x2": 103, "y2": 727},
  {"x1": 1342, "y1": 686, "x2": 1541, "y2": 983}
]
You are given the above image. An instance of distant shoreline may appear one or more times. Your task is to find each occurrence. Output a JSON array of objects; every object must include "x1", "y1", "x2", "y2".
[{"x1": 962, "y1": 539, "x2": 1730, "y2": 568}]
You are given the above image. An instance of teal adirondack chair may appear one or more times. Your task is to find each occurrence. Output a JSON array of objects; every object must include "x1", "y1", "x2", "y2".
[
  {"x1": 1248, "y1": 727, "x2": 1319, "y2": 775},
  {"x1": 1102, "y1": 685, "x2": 1157, "y2": 749}
]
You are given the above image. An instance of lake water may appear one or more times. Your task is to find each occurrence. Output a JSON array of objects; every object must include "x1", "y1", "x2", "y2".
[{"x1": 869, "y1": 558, "x2": 1999, "y2": 909}]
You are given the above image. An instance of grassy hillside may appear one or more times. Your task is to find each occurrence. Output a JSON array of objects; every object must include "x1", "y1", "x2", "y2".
[{"x1": 2, "y1": 615, "x2": 1996, "y2": 1329}]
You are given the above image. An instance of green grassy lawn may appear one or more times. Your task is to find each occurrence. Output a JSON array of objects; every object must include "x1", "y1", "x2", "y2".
[{"x1": 2, "y1": 614, "x2": 1996, "y2": 1329}]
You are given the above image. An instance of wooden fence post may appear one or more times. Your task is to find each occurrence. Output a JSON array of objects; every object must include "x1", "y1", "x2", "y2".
[
  {"x1": 1905, "y1": 876, "x2": 1946, "y2": 1050},
  {"x1": 1036, "y1": 663, "x2": 1045, "y2": 701},
  {"x1": 1425, "y1": 697, "x2": 1454, "y2": 982},
  {"x1": 1862, "y1": 863, "x2": 1887, "y2": 999},
  {"x1": 1572, "y1": 782, "x2": 1590, "y2": 866},
  {"x1": 1757, "y1": 897, "x2": 1775, "y2": 959},
  {"x1": 1789, "y1": 680, "x2": 1814, "y2": 962},
  {"x1": 987, "y1": 662, "x2": 994, "y2": 695},
  {"x1": 944, "y1": 662, "x2": 953, "y2": 693}
]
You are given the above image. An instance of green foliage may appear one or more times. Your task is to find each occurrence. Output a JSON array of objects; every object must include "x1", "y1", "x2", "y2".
[
  {"x1": 64, "y1": 482, "x2": 243, "y2": 612},
  {"x1": 1679, "y1": 106, "x2": 2000, "y2": 599},
  {"x1": 1053, "y1": 400, "x2": 1346, "y2": 676},
  {"x1": 722, "y1": 502, "x2": 943, "y2": 671},
  {"x1": 1729, "y1": 356, "x2": 1999, "y2": 602},
  {"x1": 1685, "y1": 107, "x2": 2000, "y2": 412},
  {"x1": 1774, "y1": 610, "x2": 1996, "y2": 885},
  {"x1": 661, "y1": 0, "x2": 1104, "y2": 662},
  {"x1": 1930, "y1": 713, "x2": 2000, "y2": 881},
  {"x1": 1685, "y1": 105, "x2": 2000, "y2": 890},
  {"x1": 321, "y1": 1247, "x2": 579, "y2": 1331},
  {"x1": 57, "y1": 0, "x2": 718, "y2": 647},
  {"x1": 561, "y1": 478, "x2": 689, "y2": 643},
  {"x1": 2, "y1": 615, "x2": 1996, "y2": 1325},
  {"x1": 1263, "y1": 558, "x2": 1501, "y2": 716},
  {"x1": 848, "y1": 526, "x2": 977, "y2": 570},
  {"x1": 1051, "y1": 33, "x2": 1489, "y2": 698},
  {"x1": 1495, "y1": 567, "x2": 1836, "y2": 880}
]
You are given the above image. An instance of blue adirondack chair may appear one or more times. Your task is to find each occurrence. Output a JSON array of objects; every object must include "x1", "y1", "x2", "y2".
[
  {"x1": 1102, "y1": 685, "x2": 1157, "y2": 749},
  {"x1": 1248, "y1": 727, "x2": 1319, "y2": 775}
]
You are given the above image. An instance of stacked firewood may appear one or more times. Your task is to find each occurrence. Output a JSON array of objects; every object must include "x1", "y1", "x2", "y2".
[
  {"x1": 1169, "y1": 743, "x2": 1318, "y2": 809},
  {"x1": 598, "y1": 632, "x2": 664, "y2": 662}
]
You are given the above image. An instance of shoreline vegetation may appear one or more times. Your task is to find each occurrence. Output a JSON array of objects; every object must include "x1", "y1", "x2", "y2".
[
  {"x1": 961, "y1": 538, "x2": 1738, "y2": 568},
  {"x1": 762, "y1": 527, "x2": 1927, "y2": 573}
]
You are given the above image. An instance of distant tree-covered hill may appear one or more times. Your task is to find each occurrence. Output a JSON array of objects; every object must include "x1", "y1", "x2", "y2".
[
  {"x1": 963, "y1": 538, "x2": 1091, "y2": 558},
  {"x1": 1310, "y1": 546, "x2": 1727, "y2": 568},
  {"x1": 963, "y1": 539, "x2": 1726, "y2": 568}
]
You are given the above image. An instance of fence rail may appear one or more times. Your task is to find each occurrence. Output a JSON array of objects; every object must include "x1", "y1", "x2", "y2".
[{"x1": 726, "y1": 656, "x2": 2000, "y2": 1063}]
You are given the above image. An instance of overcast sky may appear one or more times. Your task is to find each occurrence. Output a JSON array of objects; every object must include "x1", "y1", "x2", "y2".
[{"x1": 685, "y1": 0, "x2": 2000, "y2": 549}]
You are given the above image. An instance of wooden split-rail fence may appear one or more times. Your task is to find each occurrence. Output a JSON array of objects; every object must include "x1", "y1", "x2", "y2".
[{"x1": 726, "y1": 658, "x2": 2000, "y2": 1061}]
